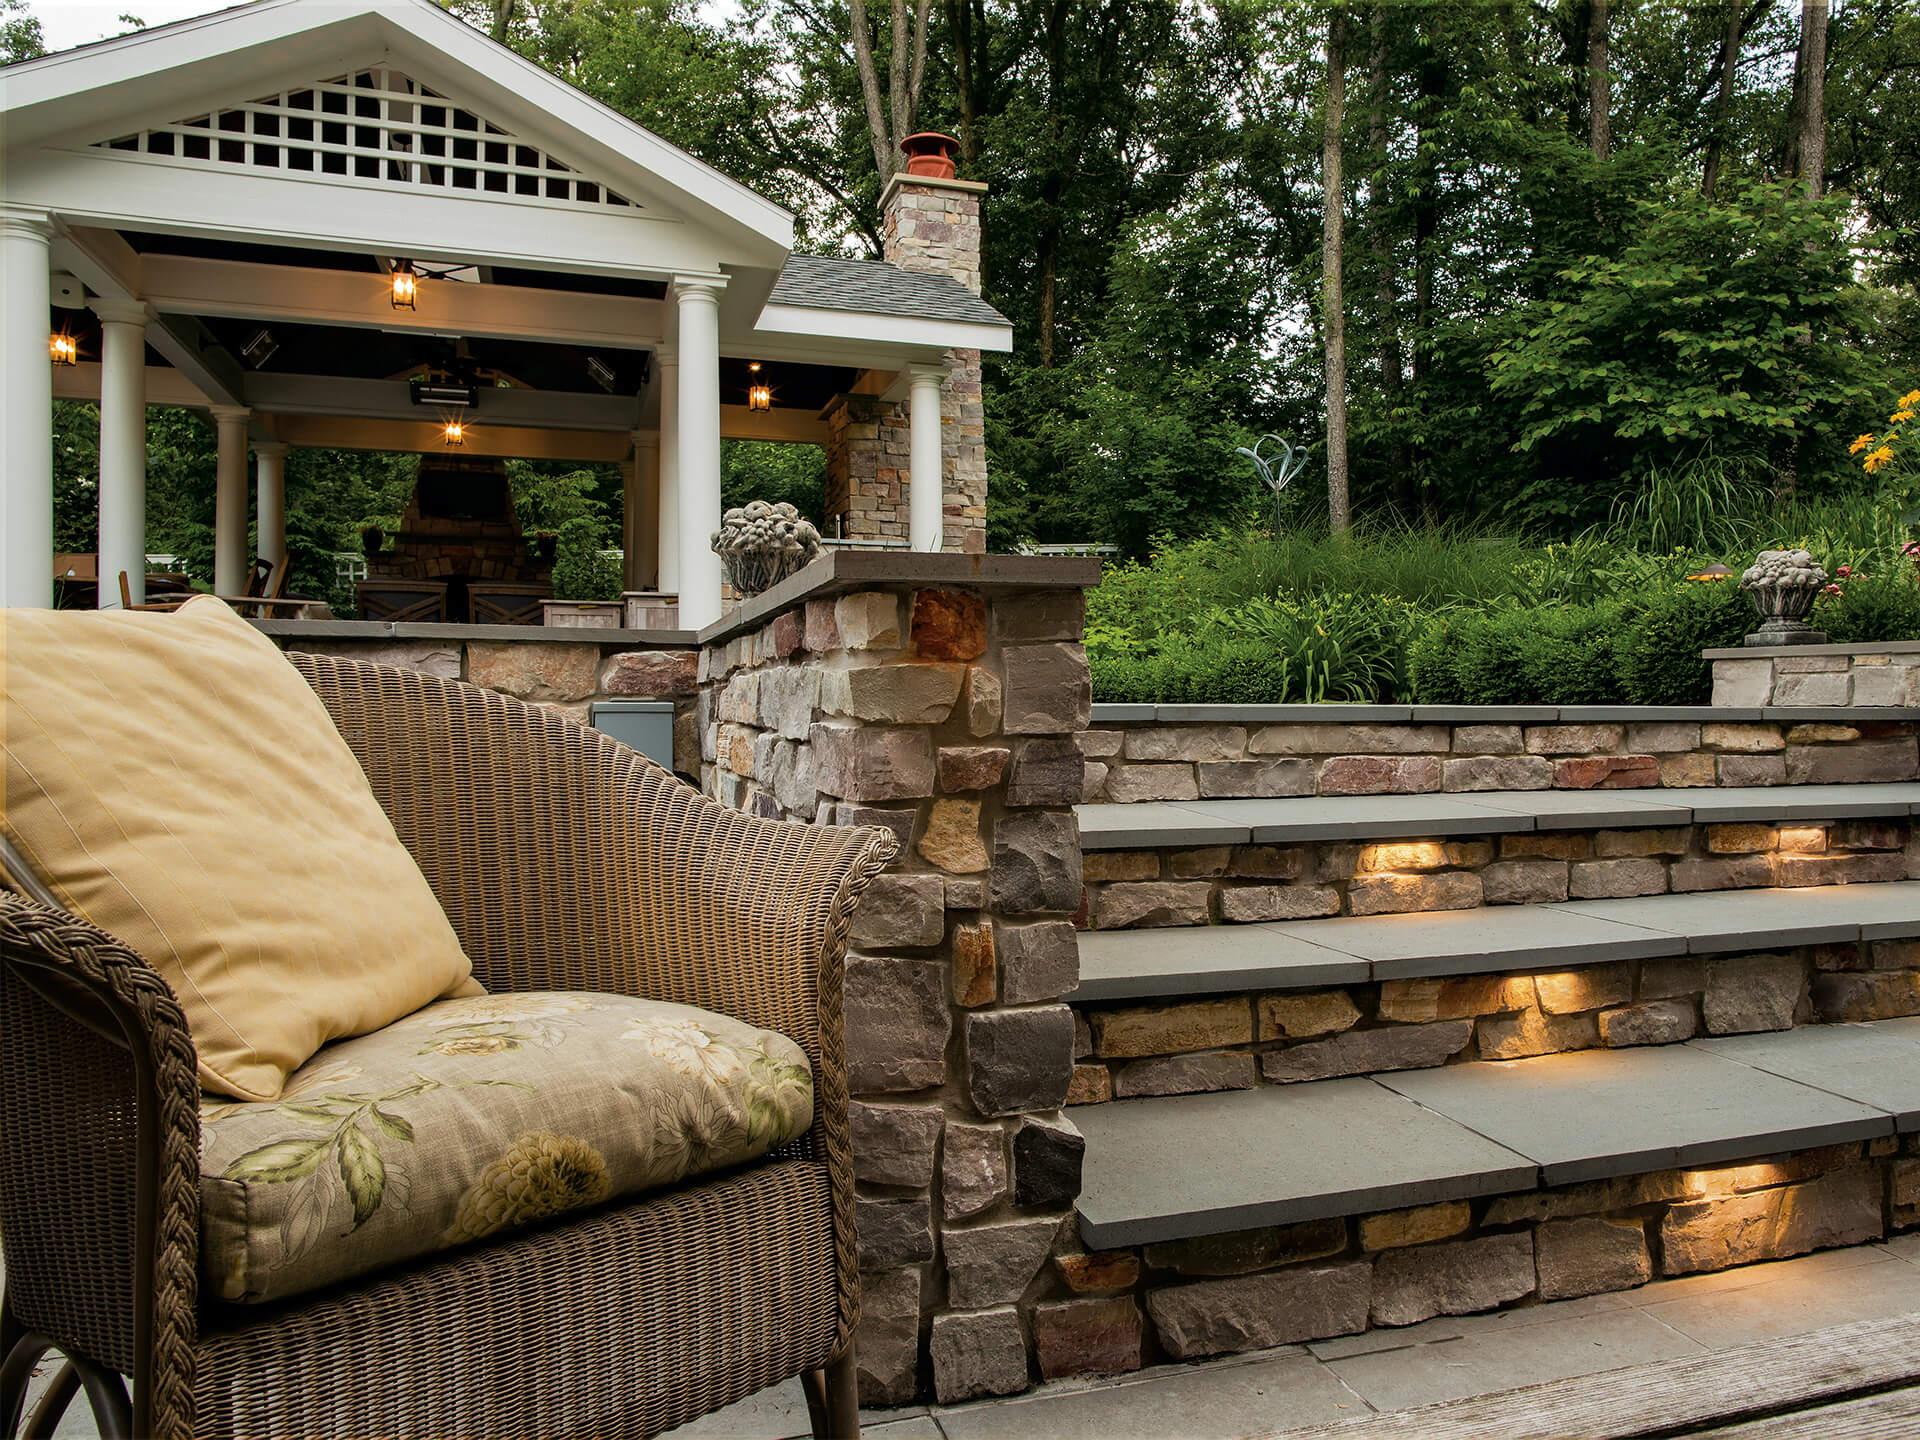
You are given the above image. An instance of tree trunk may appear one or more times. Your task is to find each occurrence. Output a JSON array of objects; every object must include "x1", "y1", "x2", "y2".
[
  {"x1": 849, "y1": 0, "x2": 897, "y2": 181},
  {"x1": 1796, "y1": 0, "x2": 1829, "y2": 197},
  {"x1": 850, "y1": 0, "x2": 933, "y2": 185},
  {"x1": 1587, "y1": 0, "x2": 1610, "y2": 160},
  {"x1": 946, "y1": 0, "x2": 986, "y2": 166},
  {"x1": 1369, "y1": 2, "x2": 1409, "y2": 502},
  {"x1": 1701, "y1": 0, "x2": 1745, "y2": 196},
  {"x1": 490, "y1": 0, "x2": 515, "y2": 42},
  {"x1": 1324, "y1": 4, "x2": 1351, "y2": 535},
  {"x1": 1035, "y1": 0, "x2": 1069, "y2": 368},
  {"x1": 1409, "y1": 23, "x2": 1441, "y2": 506}
]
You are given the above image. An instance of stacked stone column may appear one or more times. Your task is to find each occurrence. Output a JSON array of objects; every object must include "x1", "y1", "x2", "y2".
[{"x1": 696, "y1": 569, "x2": 1100, "y2": 1402}]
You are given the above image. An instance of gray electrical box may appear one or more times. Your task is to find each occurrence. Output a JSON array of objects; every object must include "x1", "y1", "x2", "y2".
[{"x1": 589, "y1": 700, "x2": 677, "y2": 770}]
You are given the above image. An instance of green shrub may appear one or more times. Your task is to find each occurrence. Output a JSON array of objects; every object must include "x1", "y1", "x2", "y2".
[
  {"x1": 1815, "y1": 563, "x2": 1920, "y2": 643},
  {"x1": 1407, "y1": 602, "x2": 1622, "y2": 705},
  {"x1": 1611, "y1": 579, "x2": 1750, "y2": 705},
  {"x1": 551, "y1": 515, "x2": 623, "y2": 601}
]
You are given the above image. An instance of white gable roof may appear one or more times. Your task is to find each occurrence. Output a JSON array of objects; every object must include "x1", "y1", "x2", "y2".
[{"x1": 0, "y1": 0, "x2": 793, "y2": 273}]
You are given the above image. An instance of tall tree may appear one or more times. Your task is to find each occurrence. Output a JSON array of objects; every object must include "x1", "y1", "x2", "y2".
[
  {"x1": 1701, "y1": 0, "x2": 1751, "y2": 196},
  {"x1": 1323, "y1": 4, "x2": 1351, "y2": 533},
  {"x1": 1587, "y1": 0, "x2": 1611, "y2": 159},
  {"x1": 1795, "y1": 0, "x2": 1830, "y2": 197},
  {"x1": 1368, "y1": 3, "x2": 1409, "y2": 498},
  {"x1": 849, "y1": 0, "x2": 933, "y2": 184}
]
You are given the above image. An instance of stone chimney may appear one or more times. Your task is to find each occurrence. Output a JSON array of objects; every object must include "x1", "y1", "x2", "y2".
[{"x1": 822, "y1": 137, "x2": 990, "y2": 554}]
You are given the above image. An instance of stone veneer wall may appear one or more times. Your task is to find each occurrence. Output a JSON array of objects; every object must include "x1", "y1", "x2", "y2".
[
  {"x1": 694, "y1": 569, "x2": 1099, "y2": 1405},
  {"x1": 1084, "y1": 818, "x2": 1918, "y2": 931},
  {"x1": 267, "y1": 632, "x2": 701, "y2": 775},
  {"x1": 823, "y1": 174, "x2": 989, "y2": 554},
  {"x1": 1082, "y1": 717, "x2": 1920, "y2": 803},
  {"x1": 1711, "y1": 643, "x2": 1920, "y2": 707},
  {"x1": 1068, "y1": 940, "x2": 1920, "y2": 1107},
  {"x1": 1049, "y1": 1135, "x2": 1917, "y2": 1372}
]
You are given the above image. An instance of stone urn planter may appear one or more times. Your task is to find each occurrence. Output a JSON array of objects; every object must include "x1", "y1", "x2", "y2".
[
  {"x1": 711, "y1": 501, "x2": 823, "y2": 598},
  {"x1": 1740, "y1": 548, "x2": 1830, "y2": 647}
]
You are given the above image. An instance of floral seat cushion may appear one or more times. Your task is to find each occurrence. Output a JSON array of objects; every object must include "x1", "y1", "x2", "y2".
[{"x1": 199, "y1": 992, "x2": 815, "y2": 1305}]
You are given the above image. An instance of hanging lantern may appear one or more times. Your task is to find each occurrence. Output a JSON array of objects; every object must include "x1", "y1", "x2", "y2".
[
  {"x1": 746, "y1": 360, "x2": 771, "y2": 412},
  {"x1": 49, "y1": 332, "x2": 78, "y2": 365},
  {"x1": 442, "y1": 417, "x2": 466, "y2": 447},
  {"x1": 390, "y1": 261, "x2": 419, "y2": 310}
]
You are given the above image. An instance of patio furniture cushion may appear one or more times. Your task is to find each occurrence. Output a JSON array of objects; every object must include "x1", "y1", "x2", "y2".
[
  {"x1": 198, "y1": 990, "x2": 816, "y2": 1305},
  {"x1": 0, "y1": 596, "x2": 478, "y2": 1102}
]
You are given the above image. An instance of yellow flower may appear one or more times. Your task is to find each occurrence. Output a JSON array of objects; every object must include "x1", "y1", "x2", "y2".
[
  {"x1": 1865, "y1": 446, "x2": 1896, "y2": 474},
  {"x1": 1900, "y1": 389, "x2": 1920, "y2": 410},
  {"x1": 1893, "y1": 410, "x2": 1917, "y2": 425},
  {"x1": 1851, "y1": 433, "x2": 1876, "y2": 455}
]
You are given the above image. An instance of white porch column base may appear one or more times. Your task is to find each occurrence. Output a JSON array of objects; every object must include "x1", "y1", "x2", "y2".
[
  {"x1": 908, "y1": 362, "x2": 949, "y2": 554},
  {"x1": 211, "y1": 405, "x2": 252, "y2": 596},
  {"x1": 655, "y1": 345, "x2": 681, "y2": 597},
  {"x1": 672, "y1": 280, "x2": 725, "y2": 629},
  {"x1": 253, "y1": 441, "x2": 290, "y2": 578},
  {"x1": 93, "y1": 299, "x2": 155, "y2": 607},
  {"x1": 3, "y1": 210, "x2": 56, "y2": 608}
]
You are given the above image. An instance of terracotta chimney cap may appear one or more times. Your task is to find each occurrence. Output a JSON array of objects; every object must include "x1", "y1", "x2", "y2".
[{"x1": 899, "y1": 132, "x2": 960, "y2": 179}]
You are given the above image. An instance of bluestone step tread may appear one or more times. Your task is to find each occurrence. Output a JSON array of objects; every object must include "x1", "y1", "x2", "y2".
[
  {"x1": 1075, "y1": 784, "x2": 1920, "y2": 850},
  {"x1": 1693, "y1": 1025, "x2": 1920, "y2": 1130},
  {"x1": 1075, "y1": 882, "x2": 1920, "y2": 1001},
  {"x1": 1377, "y1": 1043, "x2": 1892, "y2": 1186},
  {"x1": 1077, "y1": 1023, "x2": 1920, "y2": 1249},
  {"x1": 1071, "y1": 1079, "x2": 1538, "y2": 1249}
]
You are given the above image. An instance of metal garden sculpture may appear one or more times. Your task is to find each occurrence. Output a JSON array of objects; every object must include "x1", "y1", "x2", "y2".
[{"x1": 1236, "y1": 435, "x2": 1309, "y2": 529}]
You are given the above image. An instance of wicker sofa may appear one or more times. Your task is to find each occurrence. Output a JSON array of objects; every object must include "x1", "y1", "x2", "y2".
[{"x1": 0, "y1": 652, "x2": 897, "y2": 1440}]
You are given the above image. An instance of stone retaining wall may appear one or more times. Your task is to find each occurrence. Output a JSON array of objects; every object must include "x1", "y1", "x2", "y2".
[
  {"x1": 1710, "y1": 642, "x2": 1920, "y2": 708},
  {"x1": 1067, "y1": 943, "x2": 1920, "y2": 1106},
  {"x1": 1039, "y1": 1135, "x2": 1915, "y2": 1376},
  {"x1": 263, "y1": 628, "x2": 701, "y2": 774},
  {"x1": 1081, "y1": 714, "x2": 1920, "y2": 803},
  {"x1": 693, "y1": 557, "x2": 1098, "y2": 1405},
  {"x1": 1083, "y1": 818, "x2": 1916, "y2": 931}
]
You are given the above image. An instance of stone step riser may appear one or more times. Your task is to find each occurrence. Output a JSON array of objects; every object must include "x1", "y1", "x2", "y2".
[
  {"x1": 1082, "y1": 717, "x2": 1919, "y2": 804},
  {"x1": 1067, "y1": 943, "x2": 1919, "y2": 1106},
  {"x1": 1083, "y1": 819, "x2": 1915, "y2": 932},
  {"x1": 1041, "y1": 1135, "x2": 1913, "y2": 1376}
]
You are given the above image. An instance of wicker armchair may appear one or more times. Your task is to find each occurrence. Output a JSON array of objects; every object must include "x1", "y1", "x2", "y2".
[{"x1": 0, "y1": 652, "x2": 897, "y2": 1440}]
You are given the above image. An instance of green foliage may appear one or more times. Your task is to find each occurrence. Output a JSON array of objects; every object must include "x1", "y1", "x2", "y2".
[
  {"x1": 1817, "y1": 563, "x2": 1920, "y2": 644},
  {"x1": 1611, "y1": 580, "x2": 1752, "y2": 705},
  {"x1": 505, "y1": 462, "x2": 619, "y2": 538},
  {"x1": 723, "y1": 441, "x2": 825, "y2": 522},
  {"x1": 1405, "y1": 603, "x2": 1620, "y2": 706},
  {"x1": 550, "y1": 516, "x2": 623, "y2": 601}
]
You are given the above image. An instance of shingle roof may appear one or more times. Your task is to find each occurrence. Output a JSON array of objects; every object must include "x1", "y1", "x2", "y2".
[{"x1": 768, "y1": 253, "x2": 1008, "y2": 328}]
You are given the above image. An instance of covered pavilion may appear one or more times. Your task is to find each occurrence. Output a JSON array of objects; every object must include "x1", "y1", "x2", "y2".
[{"x1": 0, "y1": 0, "x2": 1011, "y2": 626}]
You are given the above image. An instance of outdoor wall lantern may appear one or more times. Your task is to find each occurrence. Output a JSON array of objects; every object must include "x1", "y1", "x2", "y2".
[
  {"x1": 747, "y1": 360, "x2": 772, "y2": 412},
  {"x1": 49, "y1": 332, "x2": 78, "y2": 365},
  {"x1": 442, "y1": 417, "x2": 467, "y2": 447},
  {"x1": 390, "y1": 260, "x2": 419, "y2": 310}
]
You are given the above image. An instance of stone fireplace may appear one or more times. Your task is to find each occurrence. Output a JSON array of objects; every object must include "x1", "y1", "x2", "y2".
[{"x1": 368, "y1": 456, "x2": 551, "y2": 622}]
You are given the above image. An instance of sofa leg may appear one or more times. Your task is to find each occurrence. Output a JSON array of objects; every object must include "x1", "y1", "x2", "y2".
[{"x1": 806, "y1": 1348, "x2": 860, "y2": 1440}]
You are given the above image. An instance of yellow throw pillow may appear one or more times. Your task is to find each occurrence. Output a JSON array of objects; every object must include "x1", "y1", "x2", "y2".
[{"x1": 2, "y1": 596, "x2": 480, "y2": 1100}]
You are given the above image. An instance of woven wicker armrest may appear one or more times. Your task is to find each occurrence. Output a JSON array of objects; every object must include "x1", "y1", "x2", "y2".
[{"x1": 0, "y1": 891, "x2": 203, "y2": 1430}]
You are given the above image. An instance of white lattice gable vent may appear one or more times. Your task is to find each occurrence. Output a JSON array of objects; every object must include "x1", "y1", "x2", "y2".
[{"x1": 95, "y1": 66, "x2": 639, "y2": 212}]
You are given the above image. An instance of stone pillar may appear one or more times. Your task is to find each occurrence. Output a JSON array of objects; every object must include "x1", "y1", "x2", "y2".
[
  {"x1": 2, "y1": 209, "x2": 55, "y2": 608},
  {"x1": 908, "y1": 363, "x2": 948, "y2": 554},
  {"x1": 696, "y1": 560, "x2": 1097, "y2": 1404},
  {"x1": 210, "y1": 405, "x2": 252, "y2": 597},
  {"x1": 253, "y1": 441, "x2": 290, "y2": 579},
  {"x1": 655, "y1": 346, "x2": 680, "y2": 598},
  {"x1": 823, "y1": 173, "x2": 990, "y2": 554},
  {"x1": 673, "y1": 280, "x2": 725, "y2": 629},
  {"x1": 92, "y1": 298, "x2": 154, "y2": 608},
  {"x1": 883, "y1": 173, "x2": 989, "y2": 555}
]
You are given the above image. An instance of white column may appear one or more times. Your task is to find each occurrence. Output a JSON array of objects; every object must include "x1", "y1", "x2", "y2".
[
  {"x1": 253, "y1": 441, "x2": 290, "y2": 577},
  {"x1": 92, "y1": 298, "x2": 154, "y2": 607},
  {"x1": 655, "y1": 345, "x2": 680, "y2": 595},
  {"x1": 210, "y1": 405, "x2": 251, "y2": 596},
  {"x1": 908, "y1": 362, "x2": 949, "y2": 554},
  {"x1": 628, "y1": 429, "x2": 660, "y2": 591},
  {"x1": 2, "y1": 210, "x2": 55, "y2": 608},
  {"x1": 672, "y1": 279, "x2": 725, "y2": 629}
]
